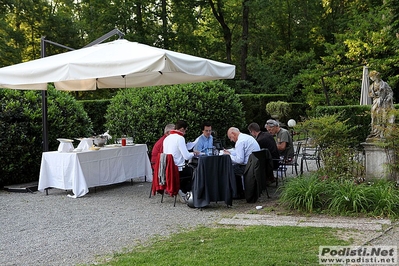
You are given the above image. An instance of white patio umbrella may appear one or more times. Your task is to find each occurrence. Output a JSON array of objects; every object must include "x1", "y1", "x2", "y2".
[
  {"x1": 0, "y1": 38, "x2": 235, "y2": 151},
  {"x1": 360, "y1": 66, "x2": 371, "y2": 105},
  {"x1": 0, "y1": 39, "x2": 235, "y2": 90}
]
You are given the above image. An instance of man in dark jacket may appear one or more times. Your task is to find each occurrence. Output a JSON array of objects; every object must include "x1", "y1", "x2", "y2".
[{"x1": 248, "y1": 122, "x2": 280, "y2": 170}]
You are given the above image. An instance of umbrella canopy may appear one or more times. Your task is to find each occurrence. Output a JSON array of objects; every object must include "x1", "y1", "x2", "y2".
[
  {"x1": 360, "y1": 66, "x2": 371, "y2": 105},
  {"x1": 0, "y1": 38, "x2": 235, "y2": 152},
  {"x1": 0, "y1": 39, "x2": 235, "y2": 91}
]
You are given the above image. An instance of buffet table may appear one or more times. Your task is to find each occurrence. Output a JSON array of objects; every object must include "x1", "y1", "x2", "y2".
[{"x1": 38, "y1": 144, "x2": 152, "y2": 198}]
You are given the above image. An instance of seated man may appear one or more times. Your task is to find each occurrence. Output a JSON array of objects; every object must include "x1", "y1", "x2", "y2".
[
  {"x1": 194, "y1": 121, "x2": 213, "y2": 153},
  {"x1": 163, "y1": 120, "x2": 199, "y2": 202},
  {"x1": 265, "y1": 119, "x2": 294, "y2": 160},
  {"x1": 248, "y1": 122, "x2": 280, "y2": 170},
  {"x1": 151, "y1": 123, "x2": 175, "y2": 172},
  {"x1": 223, "y1": 127, "x2": 260, "y2": 198}
]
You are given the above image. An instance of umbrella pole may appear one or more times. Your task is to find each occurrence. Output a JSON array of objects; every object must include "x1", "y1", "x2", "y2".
[
  {"x1": 41, "y1": 90, "x2": 49, "y2": 152},
  {"x1": 41, "y1": 38, "x2": 49, "y2": 152}
]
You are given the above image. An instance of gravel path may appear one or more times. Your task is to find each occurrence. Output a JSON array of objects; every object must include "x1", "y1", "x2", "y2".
[
  {"x1": 0, "y1": 181, "x2": 229, "y2": 266},
  {"x1": 2, "y1": 156, "x2": 399, "y2": 266}
]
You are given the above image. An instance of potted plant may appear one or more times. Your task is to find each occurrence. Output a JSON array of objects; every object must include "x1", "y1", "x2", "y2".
[{"x1": 266, "y1": 101, "x2": 291, "y2": 121}]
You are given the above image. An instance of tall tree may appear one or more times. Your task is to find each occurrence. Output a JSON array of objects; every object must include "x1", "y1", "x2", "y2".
[
  {"x1": 240, "y1": 0, "x2": 249, "y2": 79},
  {"x1": 0, "y1": 1, "x2": 24, "y2": 66},
  {"x1": 208, "y1": 0, "x2": 233, "y2": 63}
]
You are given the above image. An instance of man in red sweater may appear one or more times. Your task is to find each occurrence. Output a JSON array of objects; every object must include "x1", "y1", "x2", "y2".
[{"x1": 151, "y1": 123, "x2": 175, "y2": 172}]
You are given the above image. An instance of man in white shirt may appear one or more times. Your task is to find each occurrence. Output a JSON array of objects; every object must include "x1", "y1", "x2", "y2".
[
  {"x1": 224, "y1": 127, "x2": 260, "y2": 170},
  {"x1": 223, "y1": 127, "x2": 260, "y2": 198},
  {"x1": 163, "y1": 120, "x2": 199, "y2": 201}
]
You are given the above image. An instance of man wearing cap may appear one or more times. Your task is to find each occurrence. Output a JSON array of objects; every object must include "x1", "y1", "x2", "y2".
[{"x1": 265, "y1": 119, "x2": 294, "y2": 160}]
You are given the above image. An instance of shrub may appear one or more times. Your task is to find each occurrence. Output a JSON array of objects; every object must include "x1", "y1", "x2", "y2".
[
  {"x1": 313, "y1": 104, "x2": 399, "y2": 146},
  {"x1": 266, "y1": 101, "x2": 291, "y2": 121},
  {"x1": 377, "y1": 109, "x2": 399, "y2": 180},
  {"x1": 105, "y1": 81, "x2": 245, "y2": 149},
  {"x1": 294, "y1": 113, "x2": 363, "y2": 180},
  {"x1": 295, "y1": 113, "x2": 356, "y2": 149},
  {"x1": 315, "y1": 105, "x2": 371, "y2": 145},
  {"x1": 363, "y1": 179, "x2": 399, "y2": 218},
  {"x1": 80, "y1": 99, "x2": 110, "y2": 135},
  {"x1": 279, "y1": 174, "x2": 327, "y2": 213},
  {"x1": 0, "y1": 86, "x2": 92, "y2": 186},
  {"x1": 327, "y1": 180, "x2": 370, "y2": 215},
  {"x1": 280, "y1": 175, "x2": 399, "y2": 218},
  {"x1": 238, "y1": 94, "x2": 289, "y2": 129},
  {"x1": 319, "y1": 146, "x2": 364, "y2": 179}
]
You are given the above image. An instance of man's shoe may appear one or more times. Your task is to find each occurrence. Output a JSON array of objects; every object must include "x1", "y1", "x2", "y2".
[
  {"x1": 178, "y1": 190, "x2": 187, "y2": 203},
  {"x1": 178, "y1": 193, "x2": 187, "y2": 203}
]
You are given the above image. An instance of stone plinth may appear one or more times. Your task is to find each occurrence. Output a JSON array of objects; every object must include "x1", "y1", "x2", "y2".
[{"x1": 361, "y1": 141, "x2": 394, "y2": 179}]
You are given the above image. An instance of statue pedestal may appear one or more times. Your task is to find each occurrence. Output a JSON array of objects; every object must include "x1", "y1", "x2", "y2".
[{"x1": 361, "y1": 141, "x2": 394, "y2": 179}]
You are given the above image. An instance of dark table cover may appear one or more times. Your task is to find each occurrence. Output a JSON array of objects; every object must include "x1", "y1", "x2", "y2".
[{"x1": 192, "y1": 155, "x2": 237, "y2": 208}]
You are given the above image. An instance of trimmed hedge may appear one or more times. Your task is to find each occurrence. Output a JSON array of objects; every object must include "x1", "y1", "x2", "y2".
[
  {"x1": 238, "y1": 94, "x2": 307, "y2": 130},
  {"x1": 239, "y1": 94, "x2": 287, "y2": 129},
  {"x1": 105, "y1": 81, "x2": 246, "y2": 149},
  {"x1": 79, "y1": 93, "x2": 309, "y2": 141}
]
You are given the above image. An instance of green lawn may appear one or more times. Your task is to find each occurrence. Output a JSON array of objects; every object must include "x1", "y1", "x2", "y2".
[{"x1": 90, "y1": 225, "x2": 352, "y2": 266}]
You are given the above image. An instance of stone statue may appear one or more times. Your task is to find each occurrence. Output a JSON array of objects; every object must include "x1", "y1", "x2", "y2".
[{"x1": 367, "y1": 70, "x2": 395, "y2": 140}]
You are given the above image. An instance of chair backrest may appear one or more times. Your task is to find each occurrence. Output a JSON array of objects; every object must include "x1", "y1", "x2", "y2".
[
  {"x1": 243, "y1": 152, "x2": 263, "y2": 203},
  {"x1": 251, "y1": 150, "x2": 267, "y2": 180},
  {"x1": 255, "y1": 148, "x2": 275, "y2": 182},
  {"x1": 291, "y1": 142, "x2": 302, "y2": 163},
  {"x1": 151, "y1": 153, "x2": 180, "y2": 196},
  {"x1": 213, "y1": 139, "x2": 223, "y2": 150}
]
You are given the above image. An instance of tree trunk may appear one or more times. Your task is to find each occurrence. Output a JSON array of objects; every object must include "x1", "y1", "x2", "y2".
[
  {"x1": 208, "y1": 0, "x2": 232, "y2": 63},
  {"x1": 241, "y1": 0, "x2": 249, "y2": 80},
  {"x1": 161, "y1": 0, "x2": 169, "y2": 49}
]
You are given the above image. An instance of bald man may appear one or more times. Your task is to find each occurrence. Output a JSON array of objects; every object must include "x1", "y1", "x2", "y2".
[
  {"x1": 223, "y1": 127, "x2": 260, "y2": 198},
  {"x1": 223, "y1": 127, "x2": 260, "y2": 175}
]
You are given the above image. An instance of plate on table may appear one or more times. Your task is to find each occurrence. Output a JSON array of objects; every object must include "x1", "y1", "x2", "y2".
[
  {"x1": 105, "y1": 144, "x2": 121, "y2": 147},
  {"x1": 57, "y1": 138, "x2": 74, "y2": 143}
]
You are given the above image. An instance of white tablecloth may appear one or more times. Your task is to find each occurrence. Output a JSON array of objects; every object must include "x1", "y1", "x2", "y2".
[{"x1": 38, "y1": 144, "x2": 152, "y2": 198}]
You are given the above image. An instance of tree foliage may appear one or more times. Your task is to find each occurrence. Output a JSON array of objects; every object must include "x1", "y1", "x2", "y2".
[{"x1": 1, "y1": 0, "x2": 399, "y2": 108}]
